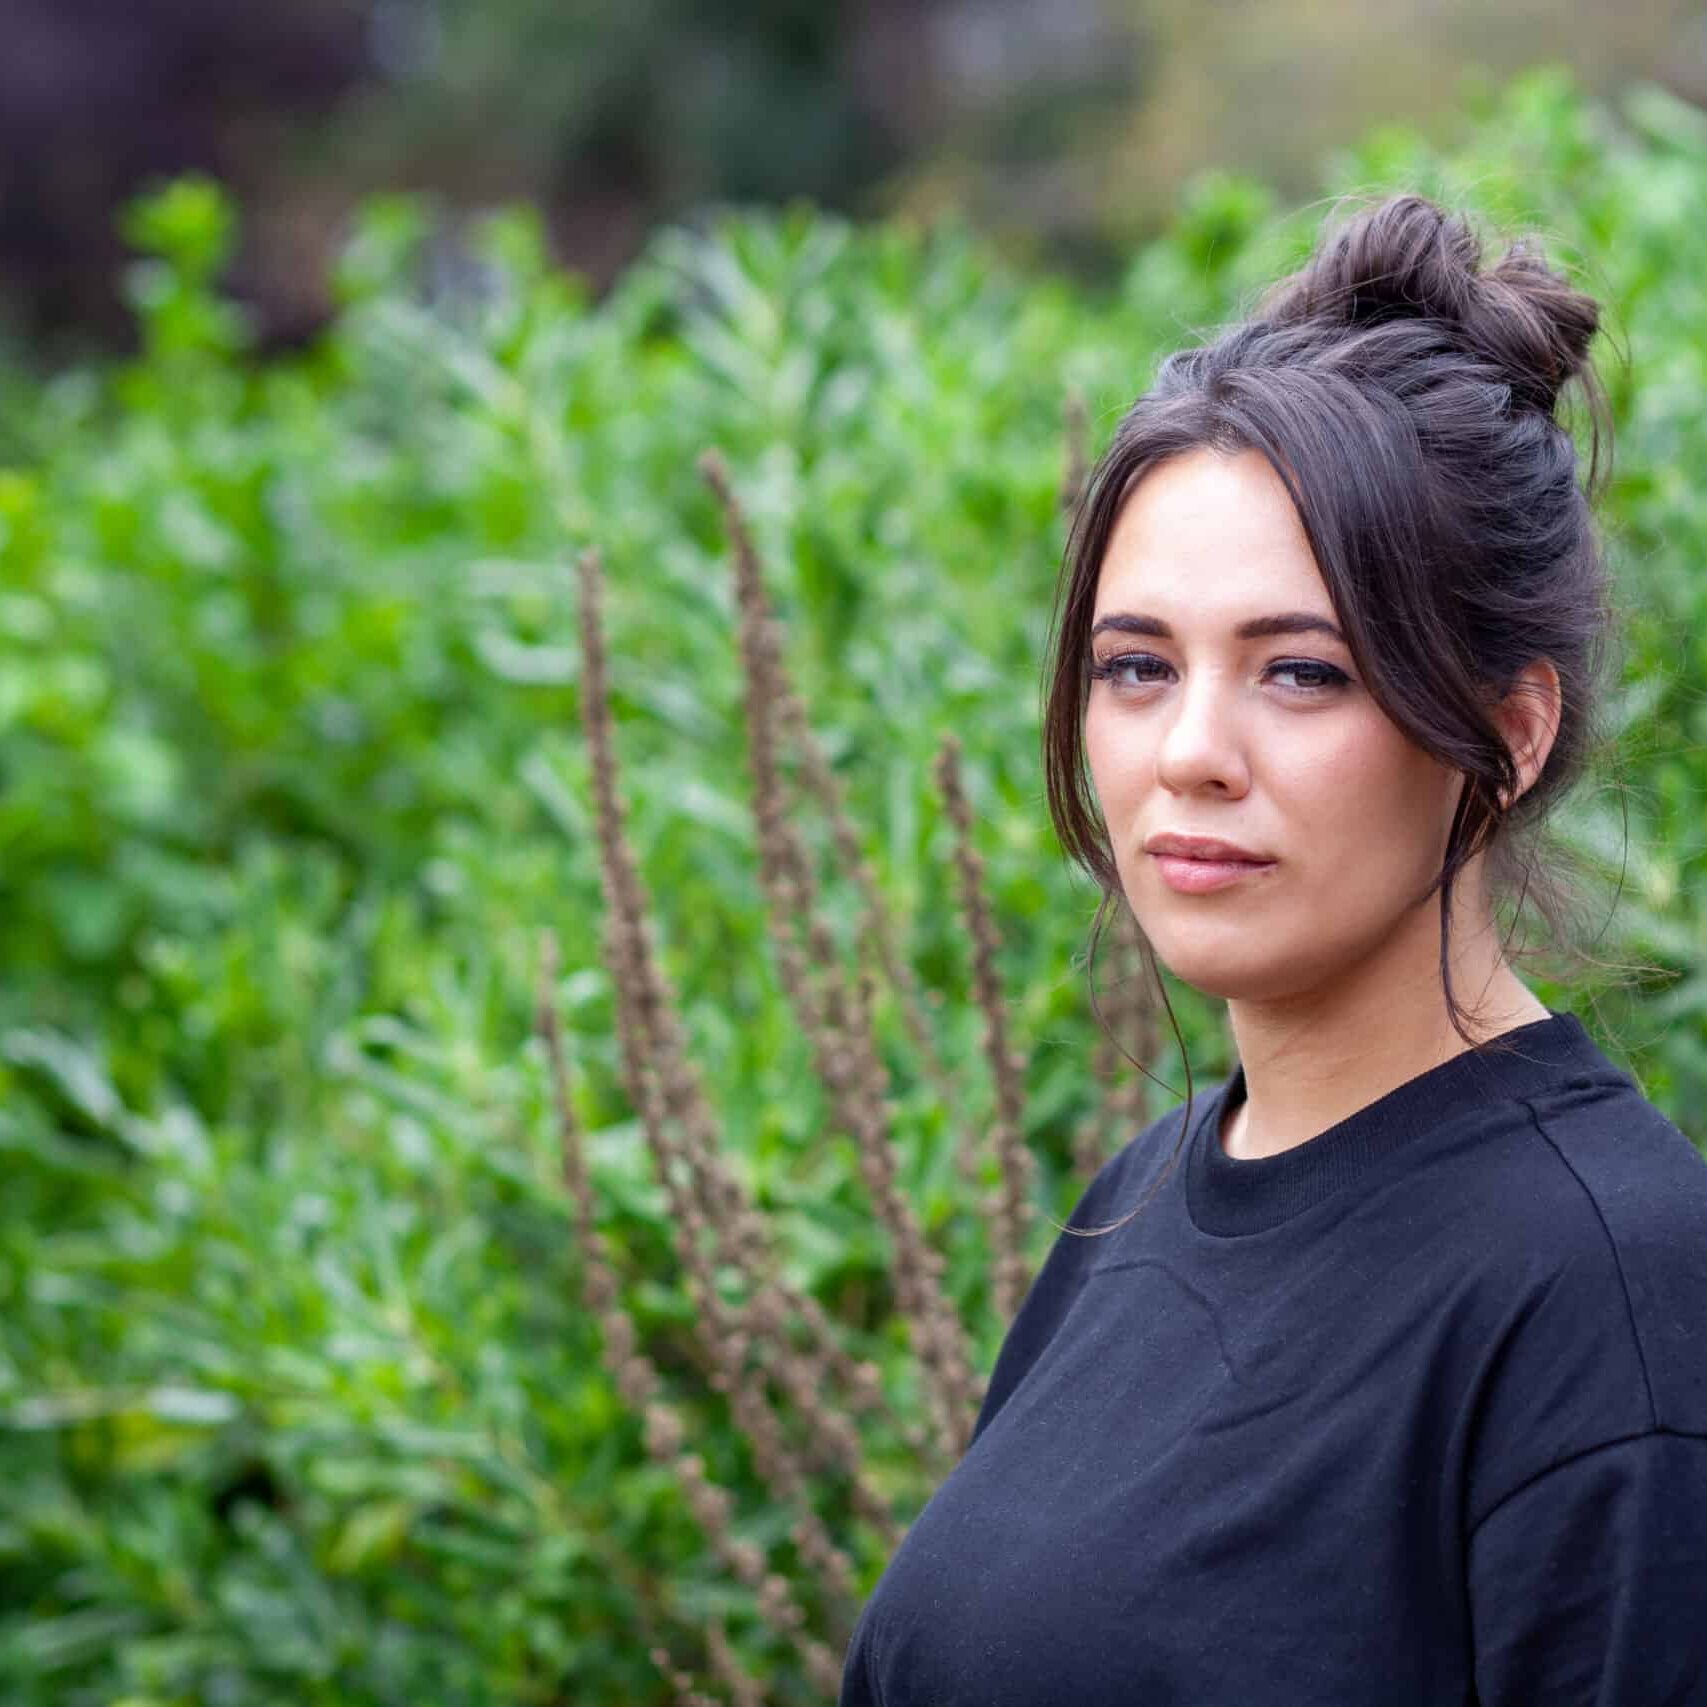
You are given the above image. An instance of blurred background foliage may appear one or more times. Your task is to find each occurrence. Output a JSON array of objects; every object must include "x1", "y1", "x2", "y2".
[
  {"x1": 5, "y1": 35, "x2": 1707, "y2": 1707},
  {"x1": 3, "y1": 0, "x2": 1706, "y2": 357}
]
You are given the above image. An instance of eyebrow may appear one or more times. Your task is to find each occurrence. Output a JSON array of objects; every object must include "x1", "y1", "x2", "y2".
[{"x1": 1089, "y1": 611, "x2": 1347, "y2": 645}]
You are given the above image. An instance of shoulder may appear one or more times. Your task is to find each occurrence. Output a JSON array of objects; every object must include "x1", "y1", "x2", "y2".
[
  {"x1": 1451, "y1": 1076, "x2": 1707, "y2": 1523},
  {"x1": 1515, "y1": 1077, "x2": 1707, "y2": 1432}
]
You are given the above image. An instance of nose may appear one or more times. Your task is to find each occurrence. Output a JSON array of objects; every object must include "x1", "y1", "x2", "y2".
[{"x1": 1154, "y1": 666, "x2": 1251, "y2": 797}]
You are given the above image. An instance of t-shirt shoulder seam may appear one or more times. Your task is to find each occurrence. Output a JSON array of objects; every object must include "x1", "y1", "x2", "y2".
[
  {"x1": 1468, "y1": 1425, "x2": 1707, "y2": 1538},
  {"x1": 1519, "y1": 1094, "x2": 1659, "y2": 1432}
]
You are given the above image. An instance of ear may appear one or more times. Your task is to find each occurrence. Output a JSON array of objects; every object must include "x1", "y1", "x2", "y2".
[{"x1": 1491, "y1": 658, "x2": 1563, "y2": 810}]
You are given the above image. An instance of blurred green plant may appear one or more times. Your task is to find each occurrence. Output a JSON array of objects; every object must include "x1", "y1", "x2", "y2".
[{"x1": 2, "y1": 65, "x2": 1704, "y2": 1705}]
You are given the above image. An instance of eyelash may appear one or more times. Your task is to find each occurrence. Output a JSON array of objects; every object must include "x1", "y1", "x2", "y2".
[{"x1": 1087, "y1": 651, "x2": 1351, "y2": 697}]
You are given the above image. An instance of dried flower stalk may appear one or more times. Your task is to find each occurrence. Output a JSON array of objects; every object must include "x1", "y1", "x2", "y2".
[
  {"x1": 538, "y1": 930, "x2": 794, "y2": 1702},
  {"x1": 934, "y1": 735, "x2": 1038, "y2": 1323},
  {"x1": 1074, "y1": 902, "x2": 1160, "y2": 1179},
  {"x1": 651, "y1": 1646, "x2": 720, "y2": 1707},
  {"x1": 573, "y1": 539, "x2": 903, "y2": 1551},
  {"x1": 573, "y1": 543, "x2": 868, "y2": 1600},
  {"x1": 770, "y1": 651, "x2": 966, "y2": 1137},
  {"x1": 567, "y1": 550, "x2": 860, "y2": 1691},
  {"x1": 699, "y1": 449, "x2": 981, "y2": 1464},
  {"x1": 707, "y1": 1615, "x2": 767, "y2": 1707}
]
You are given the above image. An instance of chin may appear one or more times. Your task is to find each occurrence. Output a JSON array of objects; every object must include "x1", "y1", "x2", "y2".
[
  {"x1": 1161, "y1": 964, "x2": 1285, "y2": 1003},
  {"x1": 1139, "y1": 924, "x2": 1331, "y2": 1004}
]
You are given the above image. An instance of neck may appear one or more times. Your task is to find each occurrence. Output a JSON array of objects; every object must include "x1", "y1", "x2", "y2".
[{"x1": 1219, "y1": 886, "x2": 1550, "y2": 1162}]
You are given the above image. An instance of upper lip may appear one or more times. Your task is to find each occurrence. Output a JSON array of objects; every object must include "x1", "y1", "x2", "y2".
[{"x1": 1144, "y1": 832, "x2": 1274, "y2": 863}]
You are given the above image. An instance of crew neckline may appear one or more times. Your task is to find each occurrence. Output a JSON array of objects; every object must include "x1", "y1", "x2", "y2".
[{"x1": 1184, "y1": 1007, "x2": 1634, "y2": 1237}]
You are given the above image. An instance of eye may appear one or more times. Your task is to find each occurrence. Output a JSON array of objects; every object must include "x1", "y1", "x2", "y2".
[
  {"x1": 1087, "y1": 651, "x2": 1351, "y2": 697},
  {"x1": 1087, "y1": 651, "x2": 1170, "y2": 690},
  {"x1": 1268, "y1": 659, "x2": 1350, "y2": 695}
]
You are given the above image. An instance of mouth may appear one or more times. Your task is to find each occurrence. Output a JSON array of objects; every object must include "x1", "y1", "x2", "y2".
[{"x1": 1149, "y1": 853, "x2": 1277, "y2": 895}]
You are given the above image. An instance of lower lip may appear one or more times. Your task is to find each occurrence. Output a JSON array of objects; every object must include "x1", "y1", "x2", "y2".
[{"x1": 1151, "y1": 854, "x2": 1276, "y2": 893}]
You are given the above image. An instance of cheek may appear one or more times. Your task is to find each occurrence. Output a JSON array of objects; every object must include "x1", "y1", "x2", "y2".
[
  {"x1": 1272, "y1": 721, "x2": 1458, "y2": 888},
  {"x1": 1083, "y1": 705, "x2": 1148, "y2": 812},
  {"x1": 1254, "y1": 738, "x2": 1460, "y2": 996}
]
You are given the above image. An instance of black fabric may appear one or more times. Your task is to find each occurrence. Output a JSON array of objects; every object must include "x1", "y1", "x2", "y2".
[{"x1": 839, "y1": 1009, "x2": 1707, "y2": 1705}]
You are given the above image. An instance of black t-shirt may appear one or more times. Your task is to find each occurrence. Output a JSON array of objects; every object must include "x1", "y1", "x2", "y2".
[{"x1": 839, "y1": 1009, "x2": 1707, "y2": 1705}]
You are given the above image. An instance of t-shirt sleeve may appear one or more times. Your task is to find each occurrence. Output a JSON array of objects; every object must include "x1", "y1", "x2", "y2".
[{"x1": 1468, "y1": 1430, "x2": 1707, "y2": 1705}]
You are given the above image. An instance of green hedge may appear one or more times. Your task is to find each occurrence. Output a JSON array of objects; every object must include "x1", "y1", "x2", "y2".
[{"x1": 3, "y1": 65, "x2": 1706, "y2": 1705}]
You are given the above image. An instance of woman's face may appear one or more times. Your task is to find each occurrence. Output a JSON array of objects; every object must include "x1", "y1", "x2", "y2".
[{"x1": 1084, "y1": 446, "x2": 1469, "y2": 1003}]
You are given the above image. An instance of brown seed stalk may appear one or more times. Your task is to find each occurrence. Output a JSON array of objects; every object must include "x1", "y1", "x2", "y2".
[
  {"x1": 934, "y1": 734, "x2": 1037, "y2": 1323},
  {"x1": 706, "y1": 1614, "x2": 767, "y2": 1707},
  {"x1": 649, "y1": 1644, "x2": 721, "y2": 1707},
  {"x1": 571, "y1": 549, "x2": 882, "y2": 1638},
  {"x1": 1074, "y1": 902, "x2": 1160, "y2": 1179},
  {"x1": 698, "y1": 450, "x2": 982, "y2": 1465},
  {"x1": 537, "y1": 930, "x2": 805, "y2": 1699},
  {"x1": 770, "y1": 660, "x2": 968, "y2": 1153},
  {"x1": 570, "y1": 542, "x2": 903, "y2": 1503}
]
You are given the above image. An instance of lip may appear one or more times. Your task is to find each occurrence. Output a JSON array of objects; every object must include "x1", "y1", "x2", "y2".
[
  {"x1": 1151, "y1": 854, "x2": 1276, "y2": 894},
  {"x1": 1143, "y1": 832, "x2": 1273, "y2": 862},
  {"x1": 1143, "y1": 831, "x2": 1277, "y2": 897}
]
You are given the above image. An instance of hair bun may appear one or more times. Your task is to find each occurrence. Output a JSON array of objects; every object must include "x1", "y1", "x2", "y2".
[{"x1": 1257, "y1": 193, "x2": 1600, "y2": 414}]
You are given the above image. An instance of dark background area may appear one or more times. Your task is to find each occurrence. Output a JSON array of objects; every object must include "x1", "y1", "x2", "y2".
[{"x1": 2, "y1": 0, "x2": 1705, "y2": 357}]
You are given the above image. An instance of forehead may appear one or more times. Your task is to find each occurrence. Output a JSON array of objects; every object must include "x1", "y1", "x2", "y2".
[{"x1": 1095, "y1": 446, "x2": 1329, "y2": 617}]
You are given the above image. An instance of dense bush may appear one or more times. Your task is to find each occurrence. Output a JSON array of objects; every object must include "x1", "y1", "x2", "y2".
[{"x1": 4, "y1": 67, "x2": 1706, "y2": 1704}]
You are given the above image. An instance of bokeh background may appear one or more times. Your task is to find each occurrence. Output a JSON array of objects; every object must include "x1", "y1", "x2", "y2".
[
  {"x1": 5, "y1": 0, "x2": 1707, "y2": 354},
  {"x1": 7, "y1": 6, "x2": 1707, "y2": 1706}
]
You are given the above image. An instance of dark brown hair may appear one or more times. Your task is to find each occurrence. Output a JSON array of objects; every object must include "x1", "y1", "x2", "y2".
[{"x1": 1041, "y1": 191, "x2": 1637, "y2": 1236}]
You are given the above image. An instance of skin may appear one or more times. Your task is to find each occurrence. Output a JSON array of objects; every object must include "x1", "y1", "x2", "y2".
[{"x1": 1084, "y1": 446, "x2": 1562, "y2": 1162}]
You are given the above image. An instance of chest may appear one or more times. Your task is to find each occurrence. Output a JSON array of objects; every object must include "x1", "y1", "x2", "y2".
[{"x1": 851, "y1": 1252, "x2": 1481, "y2": 1707}]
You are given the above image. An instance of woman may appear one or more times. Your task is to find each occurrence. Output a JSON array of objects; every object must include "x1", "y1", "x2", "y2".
[{"x1": 839, "y1": 193, "x2": 1707, "y2": 1704}]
